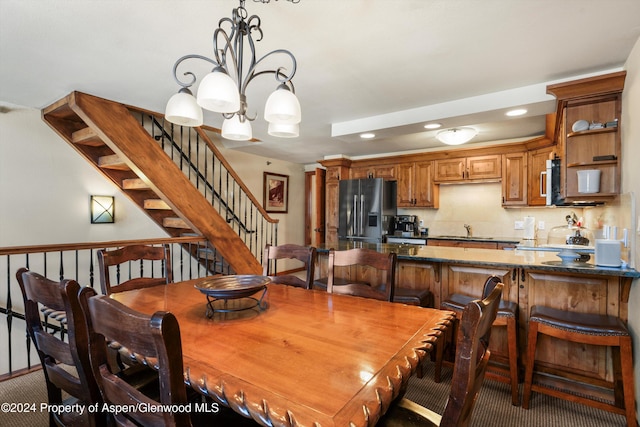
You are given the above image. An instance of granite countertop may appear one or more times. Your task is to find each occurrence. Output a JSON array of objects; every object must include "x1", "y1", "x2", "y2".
[
  {"x1": 387, "y1": 234, "x2": 520, "y2": 244},
  {"x1": 426, "y1": 235, "x2": 520, "y2": 244},
  {"x1": 317, "y1": 242, "x2": 640, "y2": 278}
]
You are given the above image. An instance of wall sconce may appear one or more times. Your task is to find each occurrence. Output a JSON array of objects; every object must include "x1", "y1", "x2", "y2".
[{"x1": 90, "y1": 195, "x2": 115, "y2": 224}]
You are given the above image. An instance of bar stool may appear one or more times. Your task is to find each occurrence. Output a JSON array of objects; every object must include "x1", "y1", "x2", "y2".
[
  {"x1": 522, "y1": 305, "x2": 636, "y2": 427},
  {"x1": 433, "y1": 276, "x2": 520, "y2": 406}
]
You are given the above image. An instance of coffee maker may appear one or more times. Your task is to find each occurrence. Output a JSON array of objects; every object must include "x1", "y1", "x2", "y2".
[{"x1": 392, "y1": 215, "x2": 419, "y2": 237}]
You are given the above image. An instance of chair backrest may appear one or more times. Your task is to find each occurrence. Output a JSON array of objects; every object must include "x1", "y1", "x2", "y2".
[
  {"x1": 481, "y1": 275, "x2": 502, "y2": 299},
  {"x1": 16, "y1": 267, "x2": 103, "y2": 427},
  {"x1": 326, "y1": 248, "x2": 397, "y2": 301},
  {"x1": 440, "y1": 280, "x2": 504, "y2": 427},
  {"x1": 98, "y1": 244, "x2": 173, "y2": 295},
  {"x1": 79, "y1": 287, "x2": 190, "y2": 427},
  {"x1": 262, "y1": 244, "x2": 317, "y2": 289}
]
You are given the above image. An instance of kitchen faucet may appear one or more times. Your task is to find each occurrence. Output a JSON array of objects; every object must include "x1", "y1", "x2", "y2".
[{"x1": 464, "y1": 224, "x2": 472, "y2": 238}]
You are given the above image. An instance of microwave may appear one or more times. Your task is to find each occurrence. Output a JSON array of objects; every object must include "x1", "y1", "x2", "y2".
[{"x1": 544, "y1": 159, "x2": 602, "y2": 207}]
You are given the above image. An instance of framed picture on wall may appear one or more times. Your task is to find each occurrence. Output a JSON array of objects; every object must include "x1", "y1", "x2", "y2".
[{"x1": 263, "y1": 172, "x2": 289, "y2": 213}]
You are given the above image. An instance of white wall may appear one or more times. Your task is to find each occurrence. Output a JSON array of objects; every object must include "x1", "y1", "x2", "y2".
[
  {"x1": 622, "y1": 36, "x2": 640, "y2": 414},
  {"x1": 0, "y1": 106, "x2": 168, "y2": 246}
]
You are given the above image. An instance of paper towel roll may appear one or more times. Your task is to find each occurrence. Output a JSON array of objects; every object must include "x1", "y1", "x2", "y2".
[{"x1": 523, "y1": 216, "x2": 535, "y2": 240}]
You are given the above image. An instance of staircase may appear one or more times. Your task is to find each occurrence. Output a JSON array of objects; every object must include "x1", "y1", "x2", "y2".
[{"x1": 41, "y1": 91, "x2": 278, "y2": 275}]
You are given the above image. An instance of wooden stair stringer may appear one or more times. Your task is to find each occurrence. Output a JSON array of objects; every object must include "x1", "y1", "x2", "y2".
[{"x1": 56, "y1": 91, "x2": 261, "y2": 275}]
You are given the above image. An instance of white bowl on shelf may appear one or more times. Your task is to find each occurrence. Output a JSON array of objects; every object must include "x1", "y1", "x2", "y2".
[{"x1": 572, "y1": 120, "x2": 589, "y2": 132}]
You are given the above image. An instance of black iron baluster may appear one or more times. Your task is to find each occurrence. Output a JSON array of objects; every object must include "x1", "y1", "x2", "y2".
[{"x1": 89, "y1": 248, "x2": 95, "y2": 289}]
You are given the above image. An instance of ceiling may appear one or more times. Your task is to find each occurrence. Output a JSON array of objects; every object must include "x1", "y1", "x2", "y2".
[{"x1": 1, "y1": 1, "x2": 639, "y2": 165}]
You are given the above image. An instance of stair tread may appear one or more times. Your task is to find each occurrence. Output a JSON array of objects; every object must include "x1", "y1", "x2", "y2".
[
  {"x1": 144, "y1": 199, "x2": 171, "y2": 210},
  {"x1": 163, "y1": 217, "x2": 191, "y2": 229},
  {"x1": 98, "y1": 154, "x2": 130, "y2": 171},
  {"x1": 71, "y1": 127, "x2": 103, "y2": 147},
  {"x1": 122, "y1": 178, "x2": 150, "y2": 190}
]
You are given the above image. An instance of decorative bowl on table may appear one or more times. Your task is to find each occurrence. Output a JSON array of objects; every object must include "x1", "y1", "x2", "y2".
[
  {"x1": 195, "y1": 275, "x2": 271, "y2": 299},
  {"x1": 195, "y1": 275, "x2": 271, "y2": 317}
]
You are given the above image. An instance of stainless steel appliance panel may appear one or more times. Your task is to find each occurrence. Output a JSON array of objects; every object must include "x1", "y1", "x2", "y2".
[{"x1": 338, "y1": 178, "x2": 396, "y2": 243}]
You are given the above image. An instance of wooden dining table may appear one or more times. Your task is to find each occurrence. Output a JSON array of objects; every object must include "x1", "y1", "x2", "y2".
[{"x1": 111, "y1": 276, "x2": 454, "y2": 427}]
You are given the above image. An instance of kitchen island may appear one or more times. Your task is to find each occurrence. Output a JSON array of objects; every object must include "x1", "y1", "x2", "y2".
[{"x1": 315, "y1": 241, "x2": 639, "y2": 403}]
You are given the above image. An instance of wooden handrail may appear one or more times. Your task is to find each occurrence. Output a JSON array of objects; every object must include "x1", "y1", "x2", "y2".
[{"x1": 0, "y1": 236, "x2": 207, "y2": 256}]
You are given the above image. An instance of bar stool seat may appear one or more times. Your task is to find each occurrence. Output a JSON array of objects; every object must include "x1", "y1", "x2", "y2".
[
  {"x1": 393, "y1": 287, "x2": 433, "y2": 308},
  {"x1": 522, "y1": 305, "x2": 636, "y2": 427},
  {"x1": 434, "y1": 292, "x2": 520, "y2": 405}
]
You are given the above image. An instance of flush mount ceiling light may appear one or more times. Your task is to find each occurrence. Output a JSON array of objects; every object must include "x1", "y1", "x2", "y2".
[
  {"x1": 165, "y1": 0, "x2": 301, "y2": 141},
  {"x1": 360, "y1": 133, "x2": 375, "y2": 139},
  {"x1": 436, "y1": 127, "x2": 477, "y2": 145},
  {"x1": 506, "y1": 108, "x2": 527, "y2": 117}
]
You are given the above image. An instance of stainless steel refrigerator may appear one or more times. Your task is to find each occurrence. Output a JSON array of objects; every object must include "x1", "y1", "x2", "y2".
[{"x1": 338, "y1": 178, "x2": 397, "y2": 243}]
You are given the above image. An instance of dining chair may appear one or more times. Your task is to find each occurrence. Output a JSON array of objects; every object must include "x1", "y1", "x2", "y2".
[
  {"x1": 324, "y1": 248, "x2": 397, "y2": 301},
  {"x1": 79, "y1": 286, "x2": 192, "y2": 426},
  {"x1": 433, "y1": 275, "x2": 520, "y2": 405},
  {"x1": 16, "y1": 267, "x2": 105, "y2": 427},
  {"x1": 262, "y1": 243, "x2": 317, "y2": 289},
  {"x1": 377, "y1": 280, "x2": 504, "y2": 427},
  {"x1": 97, "y1": 243, "x2": 173, "y2": 295},
  {"x1": 79, "y1": 287, "x2": 258, "y2": 426}
]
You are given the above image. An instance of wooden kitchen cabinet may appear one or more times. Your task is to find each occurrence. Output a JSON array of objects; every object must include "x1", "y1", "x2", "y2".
[
  {"x1": 396, "y1": 161, "x2": 438, "y2": 208},
  {"x1": 527, "y1": 147, "x2": 554, "y2": 206},
  {"x1": 502, "y1": 152, "x2": 527, "y2": 206},
  {"x1": 319, "y1": 158, "x2": 351, "y2": 245},
  {"x1": 350, "y1": 164, "x2": 396, "y2": 180},
  {"x1": 546, "y1": 71, "x2": 625, "y2": 201},
  {"x1": 434, "y1": 155, "x2": 501, "y2": 182}
]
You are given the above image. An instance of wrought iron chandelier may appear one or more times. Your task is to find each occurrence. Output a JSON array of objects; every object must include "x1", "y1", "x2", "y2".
[{"x1": 165, "y1": 0, "x2": 301, "y2": 140}]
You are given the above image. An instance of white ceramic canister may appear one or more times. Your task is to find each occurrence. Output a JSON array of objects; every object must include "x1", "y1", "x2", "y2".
[{"x1": 577, "y1": 169, "x2": 601, "y2": 193}]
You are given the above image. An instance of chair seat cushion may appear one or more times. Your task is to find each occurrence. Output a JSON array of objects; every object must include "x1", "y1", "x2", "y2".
[
  {"x1": 392, "y1": 288, "x2": 433, "y2": 308},
  {"x1": 530, "y1": 305, "x2": 629, "y2": 336},
  {"x1": 442, "y1": 293, "x2": 517, "y2": 318}
]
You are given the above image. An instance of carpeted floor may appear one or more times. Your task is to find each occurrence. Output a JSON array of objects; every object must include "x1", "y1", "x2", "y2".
[{"x1": 0, "y1": 363, "x2": 629, "y2": 426}]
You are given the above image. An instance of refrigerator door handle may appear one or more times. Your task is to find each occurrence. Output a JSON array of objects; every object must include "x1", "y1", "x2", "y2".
[
  {"x1": 360, "y1": 195, "x2": 365, "y2": 235},
  {"x1": 353, "y1": 194, "x2": 358, "y2": 236}
]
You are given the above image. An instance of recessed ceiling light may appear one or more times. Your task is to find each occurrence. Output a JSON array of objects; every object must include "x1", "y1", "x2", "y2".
[
  {"x1": 360, "y1": 133, "x2": 375, "y2": 139},
  {"x1": 506, "y1": 109, "x2": 527, "y2": 117},
  {"x1": 424, "y1": 123, "x2": 442, "y2": 129}
]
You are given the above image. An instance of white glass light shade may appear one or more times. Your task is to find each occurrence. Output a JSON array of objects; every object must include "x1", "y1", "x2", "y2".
[
  {"x1": 165, "y1": 90, "x2": 203, "y2": 127},
  {"x1": 264, "y1": 85, "x2": 301, "y2": 124},
  {"x1": 221, "y1": 115, "x2": 252, "y2": 141},
  {"x1": 196, "y1": 68, "x2": 240, "y2": 113},
  {"x1": 436, "y1": 128, "x2": 477, "y2": 145},
  {"x1": 268, "y1": 122, "x2": 299, "y2": 138}
]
